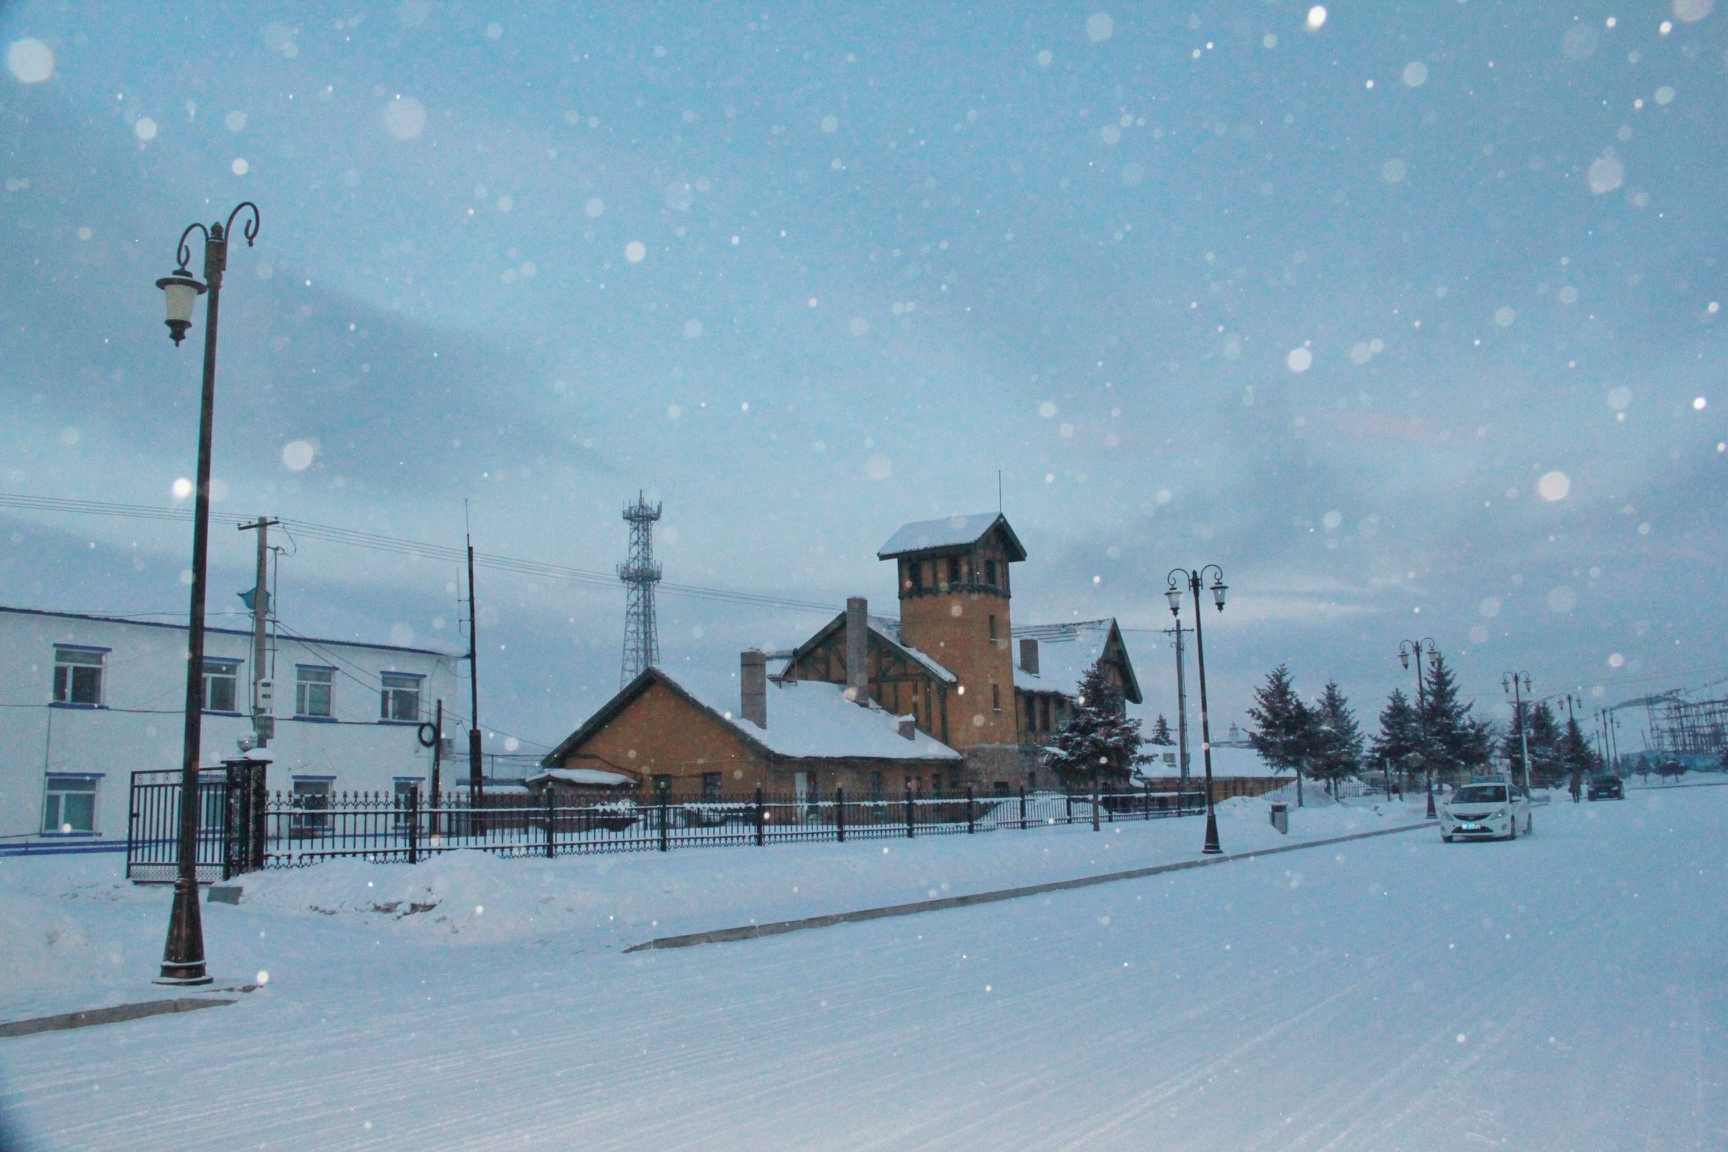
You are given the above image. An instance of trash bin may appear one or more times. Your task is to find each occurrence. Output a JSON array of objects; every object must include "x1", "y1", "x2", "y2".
[{"x1": 1269, "y1": 803, "x2": 1289, "y2": 835}]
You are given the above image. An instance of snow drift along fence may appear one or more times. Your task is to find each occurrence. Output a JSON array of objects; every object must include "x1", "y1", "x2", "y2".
[{"x1": 127, "y1": 777, "x2": 1209, "y2": 879}]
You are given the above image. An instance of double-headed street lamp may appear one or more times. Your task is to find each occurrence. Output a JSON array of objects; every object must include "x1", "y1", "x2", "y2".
[
  {"x1": 154, "y1": 203, "x2": 260, "y2": 985},
  {"x1": 1398, "y1": 637, "x2": 1437, "y2": 818},
  {"x1": 1166, "y1": 566, "x2": 1227, "y2": 855},
  {"x1": 1503, "y1": 672, "x2": 1533, "y2": 793}
]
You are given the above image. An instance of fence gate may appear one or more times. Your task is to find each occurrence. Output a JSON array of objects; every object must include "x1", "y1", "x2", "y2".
[{"x1": 127, "y1": 762, "x2": 267, "y2": 884}]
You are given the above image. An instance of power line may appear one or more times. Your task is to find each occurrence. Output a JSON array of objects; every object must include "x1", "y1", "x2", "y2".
[{"x1": 0, "y1": 492, "x2": 840, "y2": 616}]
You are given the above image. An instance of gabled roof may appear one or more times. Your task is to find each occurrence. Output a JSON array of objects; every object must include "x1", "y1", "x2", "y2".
[
  {"x1": 542, "y1": 666, "x2": 960, "y2": 768},
  {"x1": 784, "y1": 609, "x2": 957, "y2": 685},
  {"x1": 1010, "y1": 619, "x2": 1143, "y2": 704},
  {"x1": 877, "y1": 512, "x2": 1027, "y2": 562}
]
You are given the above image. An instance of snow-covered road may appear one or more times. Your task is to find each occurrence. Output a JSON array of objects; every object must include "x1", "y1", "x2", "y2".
[{"x1": 3, "y1": 788, "x2": 1724, "y2": 1150}]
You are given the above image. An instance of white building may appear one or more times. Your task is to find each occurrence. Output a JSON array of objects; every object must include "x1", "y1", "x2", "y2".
[{"x1": 0, "y1": 606, "x2": 461, "y2": 856}]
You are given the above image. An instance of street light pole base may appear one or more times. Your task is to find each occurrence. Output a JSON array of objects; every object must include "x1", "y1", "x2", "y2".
[
  {"x1": 158, "y1": 877, "x2": 210, "y2": 985},
  {"x1": 1202, "y1": 809, "x2": 1222, "y2": 855},
  {"x1": 154, "y1": 971, "x2": 214, "y2": 986},
  {"x1": 1425, "y1": 787, "x2": 1437, "y2": 820}
]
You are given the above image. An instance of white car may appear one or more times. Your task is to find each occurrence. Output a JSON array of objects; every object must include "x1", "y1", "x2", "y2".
[{"x1": 1439, "y1": 779, "x2": 1531, "y2": 842}]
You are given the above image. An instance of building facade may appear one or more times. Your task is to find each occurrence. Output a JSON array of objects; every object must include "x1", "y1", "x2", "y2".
[
  {"x1": 545, "y1": 512, "x2": 1142, "y2": 798},
  {"x1": 0, "y1": 606, "x2": 460, "y2": 855}
]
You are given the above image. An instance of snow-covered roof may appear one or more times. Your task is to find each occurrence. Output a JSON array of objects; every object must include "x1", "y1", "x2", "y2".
[
  {"x1": 1139, "y1": 744, "x2": 1279, "y2": 778},
  {"x1": 1011, "y1": 620, "x2": 1140, "y2": 703},
  {"x1": 544, "y1": 666, "x2": 961, "y2": 768},
  {"x1": 699, "y1": 675, "x2": 961, "y2": 762},
  {"x1": 868, "y1": 616, "x2": 958, "y2": 684},
  {"x1": 877, "y1": 512, "x2": 1027, "y2": 561},
  {"x1": 526, "y1": 767, "x2": 635, "y2": 788}
]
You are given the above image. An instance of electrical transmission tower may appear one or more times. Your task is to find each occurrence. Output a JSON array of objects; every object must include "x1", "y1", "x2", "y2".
[{"x1": 618, "y1": 492, "x2": 664, "y2": 686}]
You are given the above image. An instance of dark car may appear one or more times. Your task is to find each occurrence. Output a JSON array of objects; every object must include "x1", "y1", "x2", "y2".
[{"x1": 1587, "y1": 775, "x2": 1624, "y2": 801}]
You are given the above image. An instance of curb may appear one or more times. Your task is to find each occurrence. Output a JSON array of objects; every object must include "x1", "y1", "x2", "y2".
[
  {"x1": 624, "y1": 818, "x2": 1436, "y2": 954},
  {"x1": 0, "y1": 996, "x2": 234, "y2": 1039}
]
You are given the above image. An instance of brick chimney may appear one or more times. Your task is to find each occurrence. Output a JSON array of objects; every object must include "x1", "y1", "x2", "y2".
[
  {"x1": 740, "y1": 649, "x2": 767, "y2": 728},
  {"x1": 845, "y1": 596, "x2": 869, "y2": 705},
  {"x1": 1019, "y1": 637, "x2": 1040, "y2": 676},
  {"x1": 897, "y1": 715, "x2": 916, "y2": 740}
]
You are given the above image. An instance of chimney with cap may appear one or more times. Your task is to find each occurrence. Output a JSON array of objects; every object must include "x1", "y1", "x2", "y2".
[
  {"x1": 845, "y1": 596, "x2": 869, "y2": 705},
  {"x1": 897, "y1": 715, "x2": 916, "y2": 740},
  {"x1": 740, "y1": 649, "x2": 767, "y2": 728},
  {"x1": 1019, "y1": 637, "x2": 1040, "y2": 676}
]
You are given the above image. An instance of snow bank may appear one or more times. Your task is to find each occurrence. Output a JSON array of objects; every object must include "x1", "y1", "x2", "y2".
[{"x1": 2, "y1": 793, "x2": 1428, "y2": 1018}]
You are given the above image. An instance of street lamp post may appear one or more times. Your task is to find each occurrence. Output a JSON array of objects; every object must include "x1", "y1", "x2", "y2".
[
  {"x1": 1398, "y1": 637, "x2": 1437, "y2": 818},
  {"x1": 1502, "y1": 672, "x2": 1533, "y2": 794},
  {"x1": 1167, "y1": 566, "x2": 1227, "y2": 855},
  {"x1": 153, "y1": 203, "x2": 259, "y2": 985}
]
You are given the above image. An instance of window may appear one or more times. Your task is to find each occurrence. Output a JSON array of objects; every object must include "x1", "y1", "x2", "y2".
[
  {"x1": 702, "y1": 772, "x2": 722, "y2": 800},
  {"x1": 296, "y1": 666, "x2": 335, "y2": 717},
  {"x1": 985, "y1": 559, "x2": 997, "y2": 587},
  {"x1": 991, "y1": 683, "x2": 1001, "y2": 712},
  {"x1": 290, "y1": 779, "x2": 332, "y2": 836},
  {"x1": 42, "y1": 775, "x2": 97, "y2": 833},
  {"x1": 52, "y1": 647, "x2": 105, "y2": 705},
  {"x1": 202, "y1": 659, "x2": 241, "y2": 712},
  {"x1": 908, "y1": 560, "x2": 923, "y2": 590},
  {"x1": 989, "y1": 614, "x2": 998, "y2": 641},
  {"x1": 870, "y1": 771, "x2": 883, "y2": 800},
  {"x1": 380, "y1": 672, "x2": 423, "y2": 722},
  {"x1": 947, "y1": 556, "x2": 962, "y2": 586},
  {"x1": 652, "y1": 774, "x2": 673, "y2": 796}
]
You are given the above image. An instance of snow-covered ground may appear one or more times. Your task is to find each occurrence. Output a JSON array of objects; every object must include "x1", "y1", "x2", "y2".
[{"x1": 2, "y1": 786, "x2": 1723, "y2": 1149}]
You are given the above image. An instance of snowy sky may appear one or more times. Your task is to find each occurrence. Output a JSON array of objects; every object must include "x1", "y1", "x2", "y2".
[{"x1": 1, "y1": 2, "x2": 1724, "y2": 755}]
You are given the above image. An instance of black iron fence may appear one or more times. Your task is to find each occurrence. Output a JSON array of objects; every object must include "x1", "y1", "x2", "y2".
[
  {"x1": 126, "y1": 764, "x2": 267, "y2": 884},
  {"x1": 128, "y1": 777, "x2": 1207, "y2": 880}
]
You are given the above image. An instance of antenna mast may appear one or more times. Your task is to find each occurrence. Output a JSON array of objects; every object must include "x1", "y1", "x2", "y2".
[{"x1": 619, "y1": 492, "x2": 663, "y2": 686}]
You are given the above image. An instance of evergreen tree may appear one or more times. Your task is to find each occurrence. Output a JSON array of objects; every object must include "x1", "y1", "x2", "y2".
[
  {"x1": 1418, "y1": 651, "x2": 1492, "y2": 782},
  {"x1": 1042, "y1": 662, "x2": 1149, "y2": 788},
  {"x1": 1512, "y1": 701, "x2": 1563, "y2": 786},
  {"x1": 1310, "y1": 680, "x2": 1364, "y2": 789},
  {"x1": 1372, "y1": 688, "x2": 1422, "y2": 788},
  {"x1": 1247, "y1": 665, "x2": 1313, "y2": 782},
  {"x1": 1149, "y1": 714, "x2": 1175, "y2": 745},
  {"x1": 1557, "y1": 714, "x2": 1598, "y2": 782}
]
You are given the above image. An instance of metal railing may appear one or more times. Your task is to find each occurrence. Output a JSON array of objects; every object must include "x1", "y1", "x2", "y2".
[{"x1": 129, "y1": 777, "x2": 1209, "y2": 878}]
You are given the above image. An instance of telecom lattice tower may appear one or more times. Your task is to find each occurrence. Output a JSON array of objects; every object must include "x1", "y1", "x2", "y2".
[{"x1": 618, "y1": 492, "x2": 664, "y2": 686}]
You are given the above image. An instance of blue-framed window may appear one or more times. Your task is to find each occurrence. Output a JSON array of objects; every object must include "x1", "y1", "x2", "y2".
[
  {"x1": 202, "y1": 658, "x2": 242, "y2": 713},
  {"x1": 43, "y1": 774, "x2": 100, "y2": 833},
  {"x1": 296, "y1": 666, "x2": 335, "y2": 718},
  {"x1": 380, "y1": 672, "x2": 423, "y2": 722},
  {"x1": 52, "y1": 645, "x2": 108, "y2": 706}
]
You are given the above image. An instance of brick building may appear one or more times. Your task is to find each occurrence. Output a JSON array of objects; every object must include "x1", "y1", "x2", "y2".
[{"x1": 541, "y1": 512, "x2": 1139, "y2": 796}]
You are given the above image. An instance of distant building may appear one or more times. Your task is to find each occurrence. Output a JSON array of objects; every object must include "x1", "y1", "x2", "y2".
[
  {"x1": 542, "y1": 512, "x2": 1142, "y2": 796},
  {"x1": 0, "y1": 606, "x2": 459, "y2": 856}
]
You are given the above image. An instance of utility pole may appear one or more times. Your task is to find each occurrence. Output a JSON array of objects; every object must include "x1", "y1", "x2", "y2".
[
  {"x1": 238, "y1": 517, "x2": 278, "y2": 747},
  {"x1": 465, "y1": 533, "x2": 484, "y2": 812},
  {"x1": 1165, "y1": 621, "x2": 1191, "y2": 782}
]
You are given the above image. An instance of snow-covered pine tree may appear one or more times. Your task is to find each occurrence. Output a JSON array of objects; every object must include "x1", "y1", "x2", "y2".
[
  {"x1": 1372, "y1": 688, "x2": 1422, "y2": 790},
  {"x1": 1418, "y1": 651, "x2": 1492, "y2": 782},
  {"x1": 1310, "y1": 679, "x2": 1364, "y2": 791},
  {"x1": 1041, "y1": 661, "x2": 1149, "y2": 789},
  {"x1": 1149, "y1": 714, "x2": 1174, "y2": 745},
  {"x1": 1502, "y1": 699, "x2": 1563, "y2": 786},
  {"x1": 1247, "y1": 664, "x2": 1312, "y2": 783}
]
